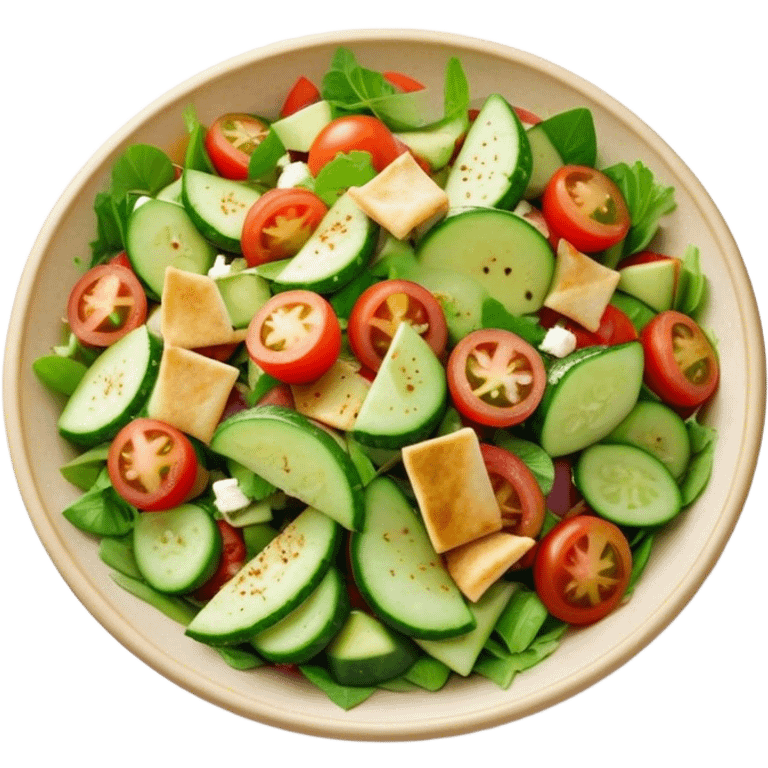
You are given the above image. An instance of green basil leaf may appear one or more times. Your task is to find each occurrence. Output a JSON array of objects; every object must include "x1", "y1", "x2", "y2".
[
  {"x1": 59, "y1": 443, "x2": 111, "y2": 491},
  {"x1": 480, "y1": 297, "x2": 546, "y2": 346},
  {"x1": 216, "y1": 645, "x2": 265, "y2": 670},
  {"x1": 248, "y1": 127, "x2": 285, "y2": 180},
  {"x1": 62, "y1": 471, "x2": 137, "y2": 537},
  {"x1": 32, "y1": 355, "x2": 87, "y2": 396},
  {"x1": 110, "y1": 571, "x2": 198, "y2": 625},
  {"x1": 299, "y1": 664, "x2": 377, "y2": 710},
  {"x1": 312, "y1": 151, "x2": 377, "y2": 206},
  {"x1": 329, "y1": 269, "x2": 379, "y2": 320},
  {"x1": 111, "y1": 144, "x2": 175, "y2": 199},
  {"x1": 539, "y1": 108, "x2": 597, "y2": 167},
  {"x1": 602, "y1": 160, "x2": 676, "y2": 256},
  {"x1": 493, "y1": 431, "x2": 556, "y2": 495}
]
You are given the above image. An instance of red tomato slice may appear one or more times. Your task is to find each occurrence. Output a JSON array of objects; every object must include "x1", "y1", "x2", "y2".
[
  {"x1": 67, "y1": 263, "x2": 147, "y2": 348},
  {"x1": 513, "y1": 106, "x2": 542, "y2": 126},
  {"x1": 347, "y1": 279, "x2": 448, "y2": 372},
  {"x1": 640, "y1": 310, "x2": 719, "y2": 409},
  {"x1": 241, "y1": 188, "x2": 328, "y2": 267},
  {"x1": 107, "y1": 419, "x2": 199, "y2": 511},
  {"x1": 542, "y1": 165, "x2": 630, "y2": 253},
  {"x1": 280, "y1": 76, "x2": 320, "y2": 118},
  {"x1": 307, "y1": 115, "x2": 402, "y2": 176},
  {"x1": 447, "y1": 329, "x2": 546, "y2": 428},
  {"x1": 205, "y1": 113, "x2": 270, "y2": 180},
  {"x1": 538, "y1": 304, "x2": 638, "y2": 349},
  {"x1": 479, "y1": 443, "x2": 545, "y2": 538},
  {"x1": 382, "y1": 71, "x2": 425, "y2": 92},
  {"x1": 256, "y1": 383, "x2": 295, "y2": 409},
  {"x1": 546, "y1": 457, "x2": 583, "y2": 517},
  {"x1": 533, "y1": 515, "x2": 633, "y2": 625},
  {"x1": 192, "y1": 520, "x2": 246, "y2": 601},
  {"x1": 246, "y1": 290, "x2": 341, "y2": 384}
]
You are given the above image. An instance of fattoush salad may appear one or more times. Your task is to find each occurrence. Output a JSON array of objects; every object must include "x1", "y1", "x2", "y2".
[{"x1": 33, "y1": 48, "x2": 719, "y2": 708}]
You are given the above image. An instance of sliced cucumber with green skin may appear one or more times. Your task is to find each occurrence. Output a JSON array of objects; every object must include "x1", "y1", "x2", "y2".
[
  {"x1": 604, "y1": 400, "x2": 691, "y2": 480},
  {"x1": 416, "y1": 208, "x2": 555, "y2": 315},
  {"x1": 394, "y1": 113, "x2": 469, "y2": 172},
  {"x1": 181, "y1": 169, "x2": 263, "y2": 253},
  {"x1": 133, "y1": 503, "x2": 221, "y2": 594},
  {"x1": 575, "y1": 442, "x2": 683, "y2": 527},
  {"x1": 325, "y1": 609, "x2": 419, "y2": 687},
  {"x1": 610, "y1": 291, "x2": 657, "y2": 333},
  {"x1": 215, "y1": 271, "x2": 271, "y2": 329},
  {"x1": 185, "y1": 507, "x2": 340, "y2": 645},
  {"x1": 531, "y1": 341, "x2": 645, "y2": 457},
  {"x1": 414, "y1": 580, "x2": 517, "y2": 677},
  {"x1": 617, "y1": 259, "x2": 678, "y2": 313},
  {"x1": 126, "y1": 198, "x2": 217, "y2": 298},
  {"x1": 210, "y1": 405, "x2": 364, "y2": 531},
  {"x1": 352, "y1": 321, "x2": 447, "y2": 449},
  {"x1": 444, "y1": 94, "x2": 532, "y2": 210},
  {"x1": 58, "y1": 325, "x2": 161, "y2": 447},
  {"x1": 272, "y1": 193, "x2": 378, "y2": 294},
  {"x1": 250, "y1": 567, "x2": 349, "y2": 664},
  {"x1": 350, "y1": 477, "x2": 475, "y2": 640}
]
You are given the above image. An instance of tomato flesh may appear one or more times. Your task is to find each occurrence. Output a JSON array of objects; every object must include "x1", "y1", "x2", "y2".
[
  {"x1": 538, "y1": 304, "x2": 638, "y2": 348},
  {"x1": 192, "y1": 520, "x2": 246, "y2": 601},
  {"x1": 241, "y1": 188, "x2": 328, "y2": 266},
  {"x1": 280, "y1": 76, "x2": 320, "y2": 118},
  {"x1": 641, "y1": 310, "x2": 719, "y2": 408},
  {"x1": 542, "y1": 165, "x2": 630, "y2": 253},
  {"x1": 534, "y1": 515, "x2": 632, "y2": 625},
  {"x1": 107, "y1": 419, "x2": 199, "y2": 511},
  {"x1": 67, "y1": 264, "x2": 147, "y2": 348},
  {"x1": 347, "y1": 279, "x2": 448, "y2": 372},
  {"x1": 205, "y1": 113, "x2": 270, "y2": 180},
  {"x1": 246, "y1": 290, "x2": 341, "y2": 384},
  {"x1": 447, "y1": 329, "x2": 546, "y2": 427}
]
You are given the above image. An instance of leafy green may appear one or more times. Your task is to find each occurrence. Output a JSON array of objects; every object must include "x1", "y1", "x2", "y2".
[
  {"x1": 403, "y1": 656, "x2": 451, "y2": 691},
  {"x1": 247, "y1": 128, "x2": 285, "y2": 180},
  {"x1": 110, "y1": 571, "x2": 198, "y2": 625},
  {"x1": 674, "y1": 244, "x2": 708, "y2": 317},
  {"x1": 539, "y1": 108, "x2": 597, "y2": 167},
  {"x1": 62, "y1": 469, "x2": 137, "y2": 537},
  {"x1": 320, "y1": 47, "x2": 469, "y2": 131},
  {"x1": 680, "y1": 415, "x2": 718, "y2": 505},
  {"x1": 32, "y1": 355, "x2": 87, "y2": 396},
  {"x1": 99, "y1": 535, "x2": 143, "y2": 579},
  {"x1": 602, "y1": 160, "x2": 676, "y2": 256},
  {"x1": 493, "y1": 586, "x2": 549, "y2": 654},
  {"x1": 493, "y1": 431, "x2": 556, "y2": 495},
  {"x1": 610, "y1": 290, "x2": 656, "y2": 333},
  {"x1": 226, "y1": 458, "x2": 276, "y2": 502},
  {"x1": 312, "y1": 151, "x2": 377, "y2": 206},
  {"x1": 89, "y1": 144, "x2": 176, "y2": 266},
  {"x1": 216, "y1": 646, "x2": 265, "y2": 670},
  {"x1": 328, "y1": 261, "x2": 379, "y2": 319},
  {"x1": 625, "y1": 531, "x2": 655, "y2": 598},
  {"x1": 480, "y1": 297, "x2": 546, "y2": 346},
  {"x1": 59, "y1": 443, "x2": 111, "y2": 491},
  {"x1": 182, "y1": 104, "x2": 217, "y2": 174},
  {"x1": 299, "y1": 664, "x2": 377, "y2": 710}
]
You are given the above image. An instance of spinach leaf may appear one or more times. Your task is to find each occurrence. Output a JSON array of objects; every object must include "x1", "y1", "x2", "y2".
[
  {"x1": 540, "y1": 108, "x2": 597, "y2": 167},
  {"x1": 59, "y1": 443, "x2": 111, "y2": 491},
  {"x1": 602, "y1": 160, "x2": 676, "y2": 256},
  {"x1": 216, "y1": 646, "x2": 265, "y2": 670},
  {"x1": 312, "y1": 150, "x2": 377, "y2": 206},
  {"x1": 480, "y1": 297, "x2": 546, "y2": 346},
  {"x1": 680, "y1": 415, "x2": 718, "y2": 505},
  {"x1": 62, "y1": 469, "x2": 137, "y2": 536},
  {"x1": 110, "y1": 571, "x2": 198, "y2": 625},
  {"x1": 32, "y1": 355, "x2": 87, "y2": 396},
  {"x1": 182, "y1": 104, "x2": 217, "y2": 174},
  {"x1": 493, "y1": 430, "x2": 556, "y2": 495},
  {"x1": 247, "y1": 127, "x2": 286, "y2": 180},
  {"x1": 674, "y1": 244, "x2": 708, "y2": 318},
  {"x1": 625, "y1": 531, "x2": 655, "y2": 598},
  {"x1": 99, "y1": 535, "x2": 143, "y2": 579},
  {"x1": 494, "y1": 585, "x2": 549, "y2": 654},
  {"x1": 299, "y1": 664, "x2": 377, "y2": 710}
]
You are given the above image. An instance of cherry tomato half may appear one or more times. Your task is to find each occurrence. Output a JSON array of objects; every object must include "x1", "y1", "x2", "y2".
[
  {"x1": 382, "y1": 71, "x2": 425, "y2": 92},
  {"x1": 479, "y1": 443, "x2": 545, "y2": 539},
  {"x1": 447, "y1": 329, "x2": 546, "y2": 428},
  {"x1": 538, "y1": 304, "x2": 638, "y2": 349},
  {"x1": 280, "y1": 76, "x2": 320, "y2": 118},
  {"x1": 192, "y1": 520, "x2": 246, "y2": 601},
  {"x1": 246, "y1": 290, "x2": 341, "y2": 384},
  {"x1": 542, "y1": 165, "x2": 631, "y2": 253},
  {"x1": 640, "y1": 310, "x2": 719, "y2": 409},
  {"x1": 533, "y1": 514, "x2": 632, "y2": 625},
  {"x1": 241, "y1": 188, "x2": 328, "y2": 266},
  {"x1": 307, "y1": 115, "x2": 402, "y2": 176},
  {"x1": 205, "y1": 113, "x2": 270, "y2": 180},
  {"x1": 67, "y1": 263, "x2": 147, "y2": 348},
  {"x1": 347, "y1": 279, "x2": 448, "y2": 372},
  {"x1": 107, "y1": 419, "x2": 199, "y2": 511}
]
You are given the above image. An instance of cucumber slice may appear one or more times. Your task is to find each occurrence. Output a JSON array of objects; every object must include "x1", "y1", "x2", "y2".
[
  {"x1": 57, "y1": 325, "x2": 161, "y2": 447},
  {"x1": 617, "y1": 259, "x2": 678, "y2": 312},
  {"x1": 181, "y1": 169, "x2": 263, "y2": 253},
  {"x1": 185, "y1": 507, "x2": 340, "y2": 645},
  {"x1": 524, "y1": 124, "x2": 563, "y2": 200},
  {"x1": 215, "y1": 271, "x2": 271, "y2": 329},
  {"x1": 352, "y1": 321, "x2": 447, "y2": 449},
  {"x1": 350, "y1": 477, "x2": 475, "y2": 640},
  {"x1": 444, "y1": 94, "x2": 532, "y2": 210},
  {"x1": 610, "y1": 290, "x2": 657, "y2": 333},
  {"x1": 133, "y1": 503, "x2": 221, "y2": 594},
  {"x1": 250, "y1": 567, "x2": 349, "y2": 664},
  {"x1": 325, "y1": 610, "x2": 419, "y2": 687},
  {"x1": 273, "y1": 193, "x2": 378, "y2": 294},
  {"x1": 271, "y1": 100, "x2": 333, "y2": 153},
  {"x1": 416, "y1": 208, "x2": 555, "y2": 315},
  {"x1": 575, "y1": 443, "x2": 683, "y2": 527},
  {"x1": 604, "y1": 400, "x2": 691, "y2": 480},
  {"x1": 210, "y1": 406, "x2": 364, "y2": 531},
  {"x1": 414, "y1": 580, "x2": 517, "y2": 677},
  {"x1": 126, "y1": 199, "x2": 217, "y2": 298},
  {"x1": 394, "y1": 113, "x2": 469, "y2": 172},
  {"x1": 532, "y1": 342, "x2": 645, "y2": 457}
]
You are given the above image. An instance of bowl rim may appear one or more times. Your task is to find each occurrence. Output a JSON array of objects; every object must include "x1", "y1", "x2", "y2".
[{"x1": 4, "y1": 28, "x2": 766, "y2": 740}]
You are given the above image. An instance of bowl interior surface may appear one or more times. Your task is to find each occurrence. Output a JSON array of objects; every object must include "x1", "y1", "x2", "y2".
[{"x1": 4, "y1": 30, "x2": 765, "y2": 740}]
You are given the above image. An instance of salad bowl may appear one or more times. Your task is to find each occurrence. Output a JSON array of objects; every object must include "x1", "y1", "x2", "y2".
[{"x1": 4, "y1": 29, "x2": 765, "y2": 740}]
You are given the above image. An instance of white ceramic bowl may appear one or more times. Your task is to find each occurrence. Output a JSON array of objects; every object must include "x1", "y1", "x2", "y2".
[{"x1": 4, "y1": 30, "x2": 765, "y2": 741}]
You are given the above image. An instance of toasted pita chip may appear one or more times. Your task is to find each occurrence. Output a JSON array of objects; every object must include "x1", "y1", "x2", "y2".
[
  {"x1": 147, "y1": 345, "x2": 239, "y2": 443},
  {"x1": 348, "y1": 152, "x2": 449, "y2": 240},
  {"x1": 160, "y1": 266, "x2": 248, "y2": 349}
]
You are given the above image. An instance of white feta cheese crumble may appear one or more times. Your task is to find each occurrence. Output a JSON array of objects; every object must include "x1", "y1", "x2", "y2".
[
  {"x1": 208, "y1": 254, "x2": 234, "y2": 279},
  {"x1": 277, "y1": 161, "x2": 313, "y2": 189},
  {"x1": 212, "y1": 477, "x2": 251, "y2": 515},
  {"x1": 539, "y1": 325, "x2": 577, "y2": 358}
]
